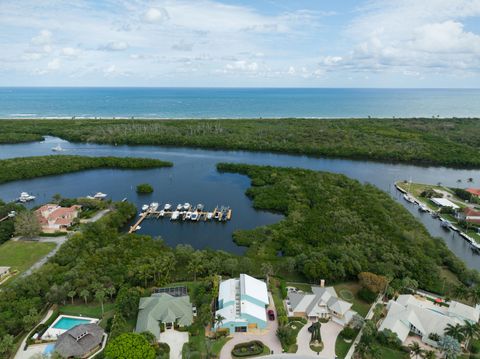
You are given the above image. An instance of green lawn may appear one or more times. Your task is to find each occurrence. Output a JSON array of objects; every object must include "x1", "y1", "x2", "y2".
[
  {"x1": 286, "y1": 320, "x2": 306, "y2": 353},
  {"x1": 211, "y1": 337, "x2": 231, "y2": 356},
  {"x1": 334, "y1": 282, "x2": 372, "y2": 318},
  {"x1": 335, "y1": 331, "x2": 358, "y2": 359},
  {"x1": 58, "y1": 301, "x2": 115, "y2": 318},
  {"x1": 0, "y1": 240, "x2": 56, "y2": 276},
  {"x1": 378, "y1": 345, "x2": 409, "y2": 359}
]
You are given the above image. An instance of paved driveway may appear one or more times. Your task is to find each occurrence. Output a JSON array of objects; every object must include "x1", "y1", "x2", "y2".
[
  {"x1": 220, "y1": 293, "x2": 282, "y2": 359},
  {"x1": 296, "y1": 320, "x2": 342, "y2": 359},
  {"x1": 159, "y1": 329, "x2": 188, "y2": 359}
]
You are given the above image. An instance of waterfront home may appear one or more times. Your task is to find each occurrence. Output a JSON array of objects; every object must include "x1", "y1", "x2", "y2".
[
  {"x1": 0, "y1": 266, "x2": 11, "y2": 280},
  {"x1": 35, "y1": 204, "x2": 81, "y2": 232},
  {"x1": 379, "y1": 294, "x2": 480, "y2": 346},
  {"x1": 456, "y1": 207, "x2": 480, "y2": 224},
  {"x1": 467, "y1": 188, "x2": 480, "y2": 198},
  {"x1": 215, "y1": 274, "x2": 269, "y2": 332},
  {"x1": 431, "y1": 198, "x2": 459, "y2": 210},
  {"x1": 135, "y1": 293, "x2": 193, "y2": 339},
  {"x1": 54, "y1": 323, "x2": 104, "y2": 358},
  {"x1": 285, "y1": 284, "x2": 357, "y2": 326}
]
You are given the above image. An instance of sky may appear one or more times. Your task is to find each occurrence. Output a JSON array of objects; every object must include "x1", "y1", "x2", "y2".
[{"x1": 1, "y1": 0, "x2": 480, "y2": 87}]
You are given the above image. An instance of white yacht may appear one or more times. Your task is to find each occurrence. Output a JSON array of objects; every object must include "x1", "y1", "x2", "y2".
[
  {"x1": 170, "y1": 211, "x2": 180, "y2": 220},
  {"x1": 159, "y1": 210, "x2": 165, "y2": 217},
  {"x1": 176, "y1": 204, "x2": 183, "y2": 211},
  {"x1": 183, "y1": 203, "x2": 191, "y2": 210},
  {"x1": 207, "y1": 212, "x2": 213, "y2": 220},
  {"x1": 93, "y1": 192, "x2": 107, "y2": 200},
  {"x1": 51, "y1": 144, "x2": 65, "y2": 152},
  {"x1": 185, "y1": 211, "x2": 192, "y2": 220},
  {"x1": 18, "y1": 192, "x2": 36, "y2": 202},
  {"x1": 150, "y1": 202, "x2": 159, "y2": 211},
  {"x1": 141, "y1": 204, "x2": 149, "y2": 211},
  {"x1": 164, "y1": 203, "x2": 172, "y2": 211},
  {"x1": 191, "y1": 212, "x2": 198, "y2": 221}
]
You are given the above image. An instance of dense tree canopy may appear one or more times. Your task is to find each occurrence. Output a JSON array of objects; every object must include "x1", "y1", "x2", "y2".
[
  {"x1": 104, "y1": 333, "x2": 156, "y2": 359},
  {"x1": 0, "y1": 155, "x2": 172, "y2": 184},
  {"x1": 1, "y1": 118, "x2": 480, "y2": 167},
  {"x1": 218, "y1": 163, "x2": 479, "y2": 292}
]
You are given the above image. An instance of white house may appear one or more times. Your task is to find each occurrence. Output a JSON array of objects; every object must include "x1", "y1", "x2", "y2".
[
  {"x1": 215, "y1": 274, "x2": 269, "y2": 332},
  {"x1": 285, "y1": 286, "x2": 357, "y2": 326},
  {"x1": 379, "y1": 294, "x2": 480, "y2": 345}
]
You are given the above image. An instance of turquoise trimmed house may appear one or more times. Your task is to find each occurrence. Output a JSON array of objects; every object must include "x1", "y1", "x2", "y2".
[{"x1": 215, "y1": 274, "x2": 269, "y2": 333}]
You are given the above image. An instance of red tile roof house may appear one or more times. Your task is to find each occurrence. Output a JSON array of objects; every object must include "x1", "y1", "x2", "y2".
[
  {"x1": 467, "y1": 188, "x2": 480, "y2": 197},
  {"x1": 456, "y1": 207, "x2": 480, "y2": 225},
  {"x1": 35, "y1": 204, "x2": 81, "y2": 233}
]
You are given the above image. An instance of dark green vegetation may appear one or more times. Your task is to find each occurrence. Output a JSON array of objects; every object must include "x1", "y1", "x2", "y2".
[
  {"x1": 0, "y1": 132, "x2": 43, "y2": 144},
  {"x1": 1, "y1": 118, "x2": 480, "y2": 167},
  {"x1": 0, "y1": 200, "x2": 24, "y2": 244},
  {"x1": 136, "y1": 183, "x2": 154, "y2": 194},
  {"x1": 218, "y1": 163, "x2": 480, "y2": 294},
  {"x1": 0, "y1": 155, "x2": 172, "y2": 184},
  {"x1": 231, "y1": 340, "x2": 266, "y2": 357}
]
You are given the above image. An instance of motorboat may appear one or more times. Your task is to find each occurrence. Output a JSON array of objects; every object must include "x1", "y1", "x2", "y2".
[
  {"x1": 196, "y1": 204, "x2": 204, "y2": 211},
  {"x1": 176, "y1": 204, "x2": 183, "y2": 211},
  {"x1": 18, "y1": 192, "x2": 36, "y2": 202},
  {"x1": 183, "y1": 203, "x2": 191, "y2": 210},
  {"x1": 418, "y1": 204, "x2": 429, "y2": 212},
  {"x1": 207, "y1": 212, "x2": 213, "y2": 220},
  {"x1": 150, "y1": 202, "x2": 159, "y2": 211},
  {"x1": 141, "y1": 204, "x2": 149, "y2": 211},
  {"x1": 159, "y1": 210, "x2": 165, "y2": 217},
  {"x1": 164, "y1": 203, "x2": 172, "y2": 210},
  {"x1": 185, "y1": 211, "x2": 192, "y2": 220},
  {"x1": 51, "y1": 144, "x2": 65, "y2": 152},
  {"x1": 403, "y1": 194, "x2": 414, "y2": 203},
  {"x1": 93, "y1": 192, "x2": 107, "y2": 200},
  {"x1": 191, "y1": 212, "x2": 198, "y2": 221},
  {"x1": 440, "y1": 220, "x2": 451, "y2": 230},
  {"x1": 170, "y1": 211, "x2": 180, "y2": 220}
]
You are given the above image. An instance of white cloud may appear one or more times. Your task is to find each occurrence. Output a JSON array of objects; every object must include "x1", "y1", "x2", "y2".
[
  {"x1": 225, "y1": 60, "x2": 259, "y2": 72},
  {"x1": 47, "y1": 58, "x2": 60, "y2": 70},
  {"x1": 100, "y1": 41, "x2": 129, "y2": 51},
  {"x1": 143, "y1": 7, "x2": 170, "y2": 23},
  {"x1": 61, "y1": 47, "x2": 81, "y2": 57},
  {"x1": 31, "y1": 30, "x2": 52, "y2": 46}
]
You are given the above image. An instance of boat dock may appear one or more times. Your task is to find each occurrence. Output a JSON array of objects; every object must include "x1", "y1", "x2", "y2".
[{"x1": 129, "y1": 202, "x2": 233, "y2": 233}]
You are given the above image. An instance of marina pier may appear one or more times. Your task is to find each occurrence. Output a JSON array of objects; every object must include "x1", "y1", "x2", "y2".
[{"x1": 129, "y1": 202, "x2": 232, "y2": 233}]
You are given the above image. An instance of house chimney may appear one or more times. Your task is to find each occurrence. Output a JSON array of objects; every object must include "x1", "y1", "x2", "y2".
[{"x1": 320, "y1": 279, "x2": 325, "y2": 287}]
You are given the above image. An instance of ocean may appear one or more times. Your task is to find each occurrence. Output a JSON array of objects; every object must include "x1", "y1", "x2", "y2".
[{"x1": 0, "y1": 87, "x2": 479, "y2": 119}]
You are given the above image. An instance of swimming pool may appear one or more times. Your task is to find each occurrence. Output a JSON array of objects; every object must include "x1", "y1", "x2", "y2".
[{"x1": 53, "y1": 316, "x2": 92, "y2": 330}]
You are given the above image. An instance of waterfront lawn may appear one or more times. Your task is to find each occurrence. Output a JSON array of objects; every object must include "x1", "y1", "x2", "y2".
[
  {"x1": 334, "y1": 282, "x2": 372, "y2": 318},
  {"x1": 378, "y1": 345, "x2": 409, "y2": 359},
  {"x1": 0, "y1": 240, "x2": 56, "y2": 275}
]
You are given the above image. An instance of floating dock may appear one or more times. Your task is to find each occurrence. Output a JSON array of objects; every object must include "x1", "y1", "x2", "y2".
[{"x1": 129, "y1": 203, "x2": 232, "y2": 233}]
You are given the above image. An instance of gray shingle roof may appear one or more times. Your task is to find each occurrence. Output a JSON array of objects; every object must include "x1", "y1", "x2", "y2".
[{"x1": 54, "y1": 324, "x2": 104, "y2": 358}]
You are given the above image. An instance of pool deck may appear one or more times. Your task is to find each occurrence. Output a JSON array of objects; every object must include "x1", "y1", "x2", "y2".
[{"x1": 42, "y1": 314, "x2": 99, "y2": 341}]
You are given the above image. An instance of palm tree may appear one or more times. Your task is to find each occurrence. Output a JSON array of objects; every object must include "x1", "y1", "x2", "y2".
[
  {"x1": 67, "y1": 290, "x2": 76, "y2": 305},
  {"x1": 106, "y1": 286, "x2": 116, "y2": 301},
  {"x1": 461, "y1": 321, "x2": 480, "y2": 349},
  {"x1": 408, "y1": 342, "x2": 423, "y2": 358},
  {"x1": 80, "y1": 289, "x2": 89, "y2": 304},
  {"x1": 422, "y1": 350, "x2": 436, "y2": 359},
  {"x1": 469, "y1": 286, "x2": 480, "y2": 304},
  {"x1": 214, "y1": 314, "x2": 225, "y2": 328},
  {"x1": 444, "y1": 323, "x2": 465, "y2": 342},
  {"x1": 95, "y1": 289, "x2": 106, "y2": 317}
]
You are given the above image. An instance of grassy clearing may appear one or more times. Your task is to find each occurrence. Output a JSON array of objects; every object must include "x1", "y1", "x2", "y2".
[
  {"x1": 378, "y1": 345, "x2": 409, "y2": 359},
  {"x1": 0, "y1": 240, "x2": 56, "y2": 275},
  {"x1": 58, "y1": 301, "x2": 115, "y2": 318},
  {"x1": 334, "y1": 282, "x2": 372, "y2": 318}
]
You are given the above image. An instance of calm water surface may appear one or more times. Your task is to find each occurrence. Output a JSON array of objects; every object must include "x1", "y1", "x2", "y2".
[
  {"x1": 0, "y1": 87, "x2": 479, "y2": 118},
  {"x1": 0, "y1": 136, "x2": 479, "y2": 268}
]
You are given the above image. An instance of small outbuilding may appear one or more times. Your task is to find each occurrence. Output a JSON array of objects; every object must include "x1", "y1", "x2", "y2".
[
  {"x1": 54, "y1": 323, "x2": 104, "y2": 359},
  {"x1": 0, "y1": 266, "x2": 11, "y2": 280}
]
